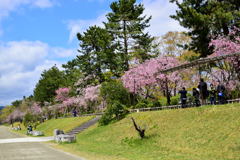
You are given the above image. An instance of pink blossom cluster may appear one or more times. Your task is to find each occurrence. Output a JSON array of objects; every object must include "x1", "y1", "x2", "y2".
[
  {"x1": 55, "y1": 87, "x2": 70, "y2": 102},
  {"x1": 6, "y1": 109, "x2": 25, "y2": 123},
  {"x1": 208, "y1": 69, "x2": 239, "y2": 91},
  {"x1": 208, "y1": 26, "x2": 240, "y2": 90},
  {"x1": 122, "y1": 56, "x2": 182, "y2": 93},
  {"x1": 209, "y1": 27, "x2": 240, "y2": 70},
  {"x1": 49, "y1": 97, "x2": 78, "y2": 115},
  {"x1": 48, "y1": 104, "x2": 62, "y2": 112},
  {"x1": 62, "y1": 97, "x2": 85, "y2": 108},
  {"x1": 84, "y1": 85, "x2": 100, "y2": 102},
  {"x1": 54, "y1": 85, "x2": 102, "y2": 114},
  {"x1": 210, "y1": 39, "x2": 240, "y2": 57},
  {"x1": 30, "y1": 103, "x2": 43, "y2": 115}
]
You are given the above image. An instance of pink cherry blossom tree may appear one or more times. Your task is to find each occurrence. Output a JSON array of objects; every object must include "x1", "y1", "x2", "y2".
[
  {"x1": 55, "y1": 85, "x2": 102, "y2": 116},
  {"x1": 6, "y1": 109, "x2": 25, "y2": 127},
  {"x1": 84, "y1": 85, "x2": 100, "y2": 102},
  {"x1": 122, "y1": 56, "x2": 183, "y2": 103},
  {"x1": 207, "y1": 27, "x2": 240, "y2": 96},
  {"x1": 55, "y1": 87, "x2": 70, "y2": 102},
  {"x1": 209, "y1": 27, "x2": 240, "y2": 80},
  {"x1": 208, "y1": 69, "x2": 240, "y2": 92},
  {"x1": 30, "y1": 103, "x2": 43, "y2": 116}
]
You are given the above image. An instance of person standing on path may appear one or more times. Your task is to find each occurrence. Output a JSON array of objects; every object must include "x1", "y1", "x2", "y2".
[
  {"x1": 192, "y1": 88, "x2": 200, "y2": 107},
  {"x1": 179, "y1": 87, "x2": 187, "y2": 108},
  {"x1": 209, "y1": 84, "x2": 217, "y2": 105},
  {"x1": 217, "y1": 82, "x2": 226, "y2": 104},
  {"x1": 198, "y1": 78, "x2": 208, "y2": 105}
]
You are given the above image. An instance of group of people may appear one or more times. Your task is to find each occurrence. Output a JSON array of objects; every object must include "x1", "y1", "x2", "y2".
[{"x1": 179, "y1": 78, "x2": 226, "y2": 108}]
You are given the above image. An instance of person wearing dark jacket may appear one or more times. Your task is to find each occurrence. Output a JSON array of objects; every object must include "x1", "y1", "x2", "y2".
[
  {"x1": 192, "y1": 88, "x2": 200, "y2": 106},
  {"x1": 179, "y1": 87, "x2": 187, "y2": 108},
  {"x1": 217, "y1": 82, "x2": 226, "y2": 104},
  {"x1": 209, "y1": 84, "x2": 217, "y2": 105},
  {"x1": 198, "y1": 78, "x2": 208, "y2": 105}
]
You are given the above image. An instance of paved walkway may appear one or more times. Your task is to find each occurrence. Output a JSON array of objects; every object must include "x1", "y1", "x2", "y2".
[
  {"x1": 0, "y1": 126, "x2": 84, "y2": 160},
  {"x1": 0, "y1": 136, "x2": 54, "y2": 144}
]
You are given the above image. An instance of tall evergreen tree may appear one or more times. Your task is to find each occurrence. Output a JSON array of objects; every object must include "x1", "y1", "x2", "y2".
[
  {"x1": 76, "y1": 26, "x2": 118, "y2": 83},
  {"x1": 62, "y1": 59, "x2": 82, "y2": 87},
  {"x1": 105, "y1": 0, "x2": 152, "y2": 70},
  {"x1": 132, "y1": 33, "x2": 155, "y2": 63},
  {"x1": 170, "y1": 0, "x2": 240, "y2": 57},
  {"x1": 33, "y1": 66, "x2": 66, "y2": 103}
]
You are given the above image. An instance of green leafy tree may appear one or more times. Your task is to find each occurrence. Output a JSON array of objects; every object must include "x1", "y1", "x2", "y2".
[
  {"x1": 33, "y1": 66, "x2": 66, "y2": 103},
  {"x1": 170, "y1": 0, "x2": 240, "y2": 57},
  {"x1": 99, "y1": 80, "x2": 130, "y2": 125},
  {"x1": 154, "y1": 31, "x2": 199, "y2": 61},
  {"x1": 132, "y1": 33, "x2": 155, "y2": 63},
  {"x1": 105, "y1": 0, "x2": 153, "y2": 70},
  {"x1": 75, "y1": 26, "x2": 118, "y2": 83},
  {"x1": 0, "y1": 106, "x2": 14, "y2": 124},
  {"x1": 23, "y1": 112, "x2": 39, "y2": 128},
  {"x1": 62, "y1": 60, "x2": 82, "y2": 88},
  {"x1": 100, "y1": 80, "x2": 131, "y2": 106},
  {"x1": 99, "y1": 101, "x2": 128, "y2": 125},
  {"x1": 62, "y1": 60, "x2": 83, "y2": 96},
  {"x1": 11, "y1": 100, "x2": 22, "y2": 108}
]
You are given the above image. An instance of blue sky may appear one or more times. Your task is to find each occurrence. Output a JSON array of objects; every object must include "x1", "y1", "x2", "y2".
[
  {"x1": 0, "y1": 0, "x2": 185, "y2": 106},
  {"x1": 0, "y1": 0, "x2": 113, "y2": 47}
]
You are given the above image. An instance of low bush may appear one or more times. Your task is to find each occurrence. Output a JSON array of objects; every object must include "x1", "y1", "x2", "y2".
[
  {"x1": 99, "y1": 101, "x2": 128, "y2": 126},
  {"x1": 134, "y1": 98, "x2": 161, "y2": 109},
  {"x1": 23, "y1": 112, "x2": 40, "y2": 129},
  {"x1": 170, "y1": 95, "x2": 180, "y2": 105},
  {"x1": 99, "y1": 80, "x2": 130, "y2": 125}
]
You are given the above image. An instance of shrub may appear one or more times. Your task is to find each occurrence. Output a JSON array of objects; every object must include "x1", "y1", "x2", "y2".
[
  {"x1": 229, "y1": 86, "x2": 240, "y2": 99},
  {"x1": 152, "y1": 100, "x2": 161, "y2": 107},
  {"x1": 23, "y1": 113, "x2": 40, "y2": 129},
  {"x1": 159, "y1": 98, "x2": 167, "y2": 106},
  {"x1": 135, "y1": 102, "x2": 146, "y2": 109},
  {"x1": 170, "y1": 95, "x2": 180, "y2": 105},
  {"x1": 99, "y1": 80, "x2": 131, "y2": 125},
  {"x1": 99, "y1": 101, "x2": 129, "y2": 126},
  {"x1": 134, "y1": 98, "x2": 161, "y2": 109},
  {"x1": 99, "y1": 113, "x2": 112, "y2": 126},
  {"x1": 100, "y1": 80, "x2": 131, "y2": 106}
]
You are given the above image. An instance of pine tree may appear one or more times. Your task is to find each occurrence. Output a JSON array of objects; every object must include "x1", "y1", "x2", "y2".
[
  {"x1": 170, "y1": 0, "x2": 240, "y2": 57},
  {"x1": 76, "y1": 26, "x2": 118, "y2": 83},
  {"x1": 33, "y1": 66, "x2": 66, "y2": 103},
  {"x1": 105, "y1": 0, "x2": 152, "y2": 70},
  {"x1": 133, "y1": 33, "x2": 155, "y2": 63}
]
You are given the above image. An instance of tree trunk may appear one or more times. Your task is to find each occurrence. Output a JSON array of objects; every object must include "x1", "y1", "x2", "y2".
[
  {"x1": 165, "y1": 77, "x2": 171, "y2": 105},
  {"x1": 131, "y1": 117, "x2": 145, "y2": 139},
  {"x1": 123, "y1": 20, "x2": 129, "y2": 70}
]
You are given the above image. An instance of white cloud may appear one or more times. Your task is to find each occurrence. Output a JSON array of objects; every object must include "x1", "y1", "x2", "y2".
[
  {"x1": 143, "y1": 0, "x2": 186, "y2": 36},
  {"x1": 0, "y1": 40, "x2": 76, "y2": 106},
  {"x1": 0, "y1": 59, "x2": 62, "y2": 106},
  {"x1": 74, "y1": 0, "x2": 107, "y2": 2},
  {"x1": 67, "y1": 0, "x2": 186, "y2": 41},
  {"x1": 32, "y1": 0, "x2": 55, "y2": 8},
  {"x1": 0, "y1": 41, "x2": 48, "y2": 72},
  {"x1": 51, "y1": 47, "x2": 77, "y2": 58},
  {"x1": 0, "y1": 0, "x2": 55, "y2": 18},
  {"x1": 67, "y1": 13, "x2": 107, "y2": 43},
  {"x1": 0, "y1": 0, "x2": 55, "y2": 35}
]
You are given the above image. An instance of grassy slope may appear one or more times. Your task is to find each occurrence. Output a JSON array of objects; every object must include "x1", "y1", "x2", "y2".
[
  {"x1": 59, "y1": 104, "x2": 240, "y2": 160},
  {"x1": 13, "y1": 116, "x2": 94, "y2": 136}
]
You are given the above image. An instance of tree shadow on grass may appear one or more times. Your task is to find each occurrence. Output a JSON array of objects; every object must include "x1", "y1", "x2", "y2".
[{"x1": 121, "y1": 133, "x2": 158, "y2": 147}]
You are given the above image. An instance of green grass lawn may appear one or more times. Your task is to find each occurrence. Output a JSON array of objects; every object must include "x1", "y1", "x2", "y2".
[
  {"x1": 57, "y1": 104, "x2": 240, "y2": 160},
  {"x1": 13, "y1": 116, "x2": 94, "y2": 136}
]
